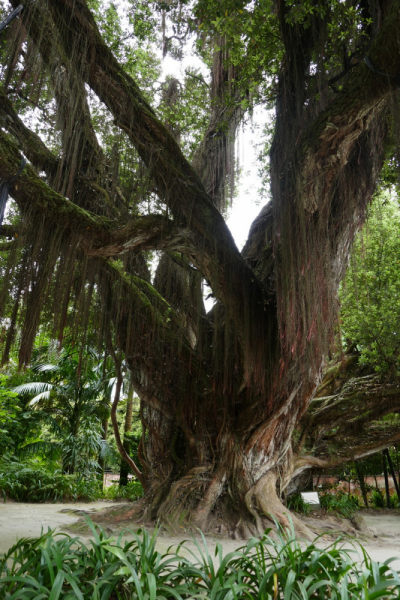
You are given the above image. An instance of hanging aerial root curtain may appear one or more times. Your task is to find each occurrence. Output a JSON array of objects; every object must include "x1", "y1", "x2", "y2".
[{"x1": 0, "y1": 157, "x2": 26, "y2": 228}]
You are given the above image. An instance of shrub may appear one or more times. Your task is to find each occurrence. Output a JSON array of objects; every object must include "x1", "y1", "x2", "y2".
[
  {"x1": 103, "y1": 478, "x2": 144, "y2": 501},
  {"x1": 319, "y1": 490, "x2": 360, "y2": 518},
  {"x1": 371, "y1": 488, "x2": 385, "y2": 508},
  {"x1": 1, "y1": 518, "x2": 400, "y2": 599},
  {"x1": 286, "y1": 492, "x2": 311, "y2": 515},
  {"x1": 0, "y1": 462, "x2": 102, "y2": 502}
]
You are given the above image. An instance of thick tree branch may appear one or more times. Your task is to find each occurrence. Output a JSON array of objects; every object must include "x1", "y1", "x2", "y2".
[
  {"x1": 0, "y1": 130, "x2": 112, "y2": 235},
  {"x1": 8, "y1": 0, "x2": 105, "y2": 208},
  {"x1": 0, "y1": 131, "x2": 200, "y2": 257},
  {"x1": 293, "y1": 428, "x2": 400, "y2": 477},
  {"x1": 296, "y1": 1, "x2": 400, "y2": 213},
  {"x1": 291, "y1": 358, "x2": 400, "y2": 479},
  {"x1": 0, "y1": 87, "x2": 59, "y2": 175},
  {"x1": 42, "y1": 0, "x2": 273, "y2": 381},
  {"x1": 98, "y1": 259, "x2": 201, "y2": 376},
  {"x1": 87, "y1": 219, "x2": 196, "y2": 257}
]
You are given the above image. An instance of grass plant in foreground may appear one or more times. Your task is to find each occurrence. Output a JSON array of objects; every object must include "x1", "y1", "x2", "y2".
[{"x1": 0, "y1": 518, "x2": 399, "y2": 599}]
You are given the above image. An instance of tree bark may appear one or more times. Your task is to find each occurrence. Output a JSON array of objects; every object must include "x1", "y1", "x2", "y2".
[
  {"x1": 119, "y1": 382, "x2": 134, "y2": 487},
  {"x1": 355, "y1": 462, "x2": 369, "y2": 509},
  {"x1": 383, "y1": 451, "x2": 391, "y2": 508}
]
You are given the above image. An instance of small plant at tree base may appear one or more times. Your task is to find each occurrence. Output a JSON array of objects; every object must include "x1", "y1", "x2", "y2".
[
  {"x1": 286, "y1": 492, "x2": 311, "y2": 515},
  {"x1": 103, "y1": 478, "x2": 143, "y2": 501}
]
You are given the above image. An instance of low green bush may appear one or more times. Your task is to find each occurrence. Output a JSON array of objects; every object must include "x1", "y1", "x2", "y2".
[
  {"x1": 0, "y1": 463, "x2": 102, "y2": 502},
  {"x1": 286, "y1": 492, "x2": 311, "y2": 515},
  {"x1": 371, "y1": 488, "x2": 385, "y2": 508},
  {"x1": 0, "y1": 459, "x2": 144, "y2": 503},
  {"x1": 103, "y1": 479, "x2": 143, "y2": 501},
  {"x1": 319, "y1": 490, "x2": 360, "y2": 518},
  {"x1": 391, "y1": 492, "x2": 399, "y2": 508},
  {"x1": 1, "y1": 518, "x2": 400, "y2": 599}
]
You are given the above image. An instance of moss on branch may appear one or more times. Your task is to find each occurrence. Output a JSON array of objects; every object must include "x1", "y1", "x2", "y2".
[{"x1": 0, "y1": 130, "x2": 113, "y2": 232}]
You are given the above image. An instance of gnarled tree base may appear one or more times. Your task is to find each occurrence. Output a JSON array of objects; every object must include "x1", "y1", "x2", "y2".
[{"x1": 89, "y1": 469, "x2": 315, "y2": 541}]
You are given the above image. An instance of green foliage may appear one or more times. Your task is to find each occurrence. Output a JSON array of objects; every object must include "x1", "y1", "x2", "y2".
[
  {"x1": 371, "y1": 489, "x2": 385, "y2": 509},
  {"x1": 0, "y1": 375, "x2": 20, "y2": 455},
  {"x1": 1, "y1": 519, "x2": 400, "y2": 599},
  {"x1": 60, "y1": 416, "x2": 104, "y2": 479},
  {"x1": 0, "y1": 460, "x2": 102, "y2": 502},
  {"x1": 0, "y1": 371, "x2": 49, "y2": 460},
  {"x1": 12, "y1": 343, "x2": 114, "y2": 475},
  {"x1": 319, "y1": 491, "x2": 360, "y2": 519},
  {"x1": 350, "y1": 448, "x2": 400, "y2": 480},
  {"x1": 286, "y1": 492, "x2": 311, "y2": 515},
  {"x1": 340, "y1": 196, "x2": 400, "y2": 374},
  {"x1": 103, "y1": 479, "x2": 144, "y2": 501},
  {"x1": 195, "y1": 0, "x2": 282, "y2": 101}
]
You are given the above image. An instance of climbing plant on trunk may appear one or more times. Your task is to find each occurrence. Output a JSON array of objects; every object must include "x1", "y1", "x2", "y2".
[{"x1": 1, "y1": 0, "x2": 400, "y2": 536}]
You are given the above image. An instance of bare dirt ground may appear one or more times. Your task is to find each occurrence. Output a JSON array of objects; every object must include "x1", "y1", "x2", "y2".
[{"x1": 0, "y1": 501, "x2": 400, "y2": 569}]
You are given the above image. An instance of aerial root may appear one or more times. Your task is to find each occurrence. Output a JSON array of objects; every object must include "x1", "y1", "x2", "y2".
[
  {"x1": 245, "y1": 471, "x2": 314, "y2": 541},
  {"x1": 192, "y1": 466, "x2": 227, "y2": 531},
  {"x1": 89, "y1": 496, "x2": 149, "y2": 526},
  {"x1": 156, "y1": 465, "x2": 212, "y2": 530}
]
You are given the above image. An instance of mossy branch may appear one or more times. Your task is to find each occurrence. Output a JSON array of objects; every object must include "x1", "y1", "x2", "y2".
[
  {"x1": 42, "y1": 0, "x2": 274, "y2": 381},
  {"x1": 0, "y1": 130, "x2": 113, "y2": 234},
  {"x1": 0, "y1": 88, "x2": 59, "y2": 175},
  {"x1": 0, "y1": 132, "x2": 196, "y2": 257}
]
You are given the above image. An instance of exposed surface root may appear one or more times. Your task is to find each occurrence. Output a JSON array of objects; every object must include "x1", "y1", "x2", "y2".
[
  {"x1": 80, "y1": 470, "x2": 318, "y2": 542},
  {"x1": 245, "y1": 472, "x2": 314, "y2": 540},
  {"x1": 88, "y1": 497, "x2": 149, "y2": 526}
]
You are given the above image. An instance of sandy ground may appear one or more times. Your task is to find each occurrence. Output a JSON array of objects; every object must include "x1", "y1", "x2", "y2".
[{"x1": 1, "y1": 501, "x2": 400, "y2": 569}]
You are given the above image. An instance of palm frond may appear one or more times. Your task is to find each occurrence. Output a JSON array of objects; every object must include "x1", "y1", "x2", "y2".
[
  {"x1": 29, "y1": 391, "x2": 52, "y2": 405},
  {"x1": 107, "y1": 377, "x2": 117, "y2": 398},
  {"x1": 17, "y1": 440, "x2": 61, "y2": 460},
  {"x1": 13, "y1": 382, "x2": 54, "y2": 396},
  {"x1": 98, "y1": 439, "x2": 113, "y2": 461},
  {"x1": 32, "y1": 362, "x2": 60, "y2": 374}
]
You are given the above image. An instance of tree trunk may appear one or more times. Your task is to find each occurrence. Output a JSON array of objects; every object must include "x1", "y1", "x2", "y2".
[
  {"x1": 119, "y1": 382, "x2": 134, "y2": 487},
  {"x1": 98, "y1": 418, "x2": 108, "y2": 487},
  {"x1": 383, "y1": 451, "x2": 391, "y2": 508},
  {"x1": 355, "y1": 462, "x2": 369, "y2": 509},
  {"x1": 52, "y1": 0, "x2": 400, "y2": 536}
]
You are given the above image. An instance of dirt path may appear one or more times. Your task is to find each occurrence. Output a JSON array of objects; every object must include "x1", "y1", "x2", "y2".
[
  {"x1": 0, "y1": 502, "x2": 399, "y2": 569},
  {"x1": 0, "y1": 501, "x2": 126, "y2": 554}
]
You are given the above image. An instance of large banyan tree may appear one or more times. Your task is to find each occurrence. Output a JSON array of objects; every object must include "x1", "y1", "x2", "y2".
[{"x1": 2, "y1": 0, "x2": 400, "y2": 536}]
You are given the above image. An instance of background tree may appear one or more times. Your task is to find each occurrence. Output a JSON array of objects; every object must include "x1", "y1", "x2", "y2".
[
  {"x1": 118, "y1": 381, "x2": 142, "y2": 487},
  {"x1": 340, "y1": 194, "x2": 400, "y2": 374},
  {"x1": 2, "y1": 0, "x2": 400, "y2": 536},
  {"x1": 13, "y1": 344, "x2": 113, "y2": 476}
]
